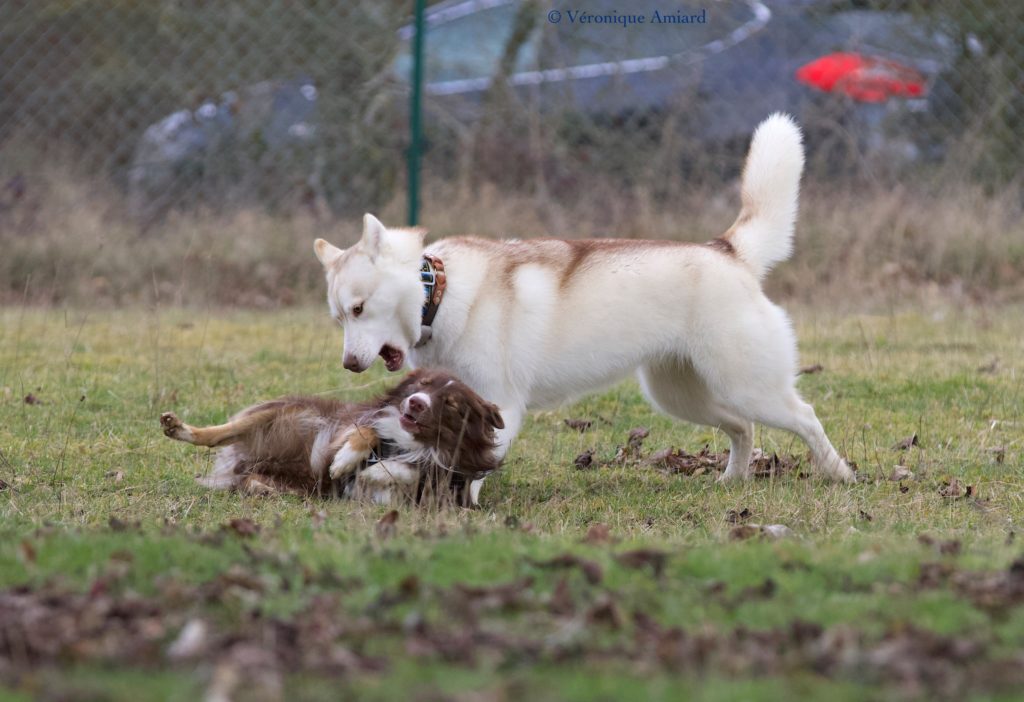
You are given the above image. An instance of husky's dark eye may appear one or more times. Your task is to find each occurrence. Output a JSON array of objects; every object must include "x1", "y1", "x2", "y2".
[{"x1": 352, "y1": 303, "x2": 364, "y2": 318}]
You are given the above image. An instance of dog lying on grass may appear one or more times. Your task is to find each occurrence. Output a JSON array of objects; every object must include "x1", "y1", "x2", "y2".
[{"x1": 160, "y1": 369, "x2": 504, "y2": 505}]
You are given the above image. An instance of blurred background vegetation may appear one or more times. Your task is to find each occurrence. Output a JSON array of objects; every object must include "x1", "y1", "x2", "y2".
[{"x1": 0, "y1": 0, "x2": 1021, "y2": 307}]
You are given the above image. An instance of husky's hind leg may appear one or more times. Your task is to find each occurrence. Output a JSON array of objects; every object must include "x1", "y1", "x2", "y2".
[{"x1": 160, "y1": 409, "x2": 276, "y2": 448}]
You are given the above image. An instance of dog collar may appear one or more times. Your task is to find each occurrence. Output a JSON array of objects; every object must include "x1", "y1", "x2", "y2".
[
  {"x1": 416, "y1": 253, "x2": 446, "y2": 347},
  {"x1": 365, "y1": 439, "x2": 399, "y2": 467}
]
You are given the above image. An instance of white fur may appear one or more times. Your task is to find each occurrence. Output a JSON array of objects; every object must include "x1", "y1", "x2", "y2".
[
  {"x1": 728, "y1": 113, "x2": 804, "y2": 279},
  {"x1": 349, "y1": 460, "x2": 420, "y2": 504},
  {"x1": 197, "y1": 445, "x2": 245, "y2": 489},
  {"x1": 315, "y1": 215, "x2": 424, "y2": 372},
  {"x1": 316, "y1": 115, "x2": 854, "y2": 493},
  {"x1": 402, "y1": 392, "x2": 431, "y2": 413},
  {"x1": 309, "y1": 425, "x2": 336, "y2": 476},
  {"x1": 328, "y1": 441, "x2": 370, "y2": 480}
]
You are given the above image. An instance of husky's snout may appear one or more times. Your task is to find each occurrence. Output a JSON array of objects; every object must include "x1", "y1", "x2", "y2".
[{"x1": 343, "y1": 354, "x2": 365, "y2": 372}]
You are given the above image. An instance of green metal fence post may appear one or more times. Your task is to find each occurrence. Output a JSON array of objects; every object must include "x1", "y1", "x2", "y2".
[{"x1": 407, "y1": 0, "x2": 426, "y2": 226}]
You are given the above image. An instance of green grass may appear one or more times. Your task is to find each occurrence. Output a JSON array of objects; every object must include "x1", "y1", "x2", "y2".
[{"x1": 1, "y1": 305, "x2": 1023, "y2": 701}]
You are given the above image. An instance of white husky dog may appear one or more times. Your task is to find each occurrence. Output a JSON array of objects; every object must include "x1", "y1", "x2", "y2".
[{"x1": 314, "y1": 113, "x2": 855, "y2": 501}]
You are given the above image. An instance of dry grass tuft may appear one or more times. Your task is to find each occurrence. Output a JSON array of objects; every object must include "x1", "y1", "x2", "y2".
[{"x1": 2, "y1": 163, "x2": 1022, "y2": 308}]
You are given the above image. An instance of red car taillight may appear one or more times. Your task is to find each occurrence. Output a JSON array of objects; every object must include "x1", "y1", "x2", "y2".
[{"x1": 796, "y1": 52, "x2": 927, "y2": 103}]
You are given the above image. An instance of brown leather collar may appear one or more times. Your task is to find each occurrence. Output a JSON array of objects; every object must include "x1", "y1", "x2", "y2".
[{"x1": 416, "y1": 253, "x2": 446, "y2": 347}]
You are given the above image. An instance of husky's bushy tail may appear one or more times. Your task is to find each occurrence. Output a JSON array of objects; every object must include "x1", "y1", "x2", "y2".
[{"x1": 724, "y1": 113, "x2": 805, "y2": 280}]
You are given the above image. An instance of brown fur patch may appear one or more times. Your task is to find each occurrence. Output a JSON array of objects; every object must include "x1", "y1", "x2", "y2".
[
  {"x1": 338, "y1": 426, "x2": 378, "y2": 453},
  {"x1": 706, "y1": 238, "x2": 736, "y2": 256},
  {"x1": 441, "y1": 237, "x2": 694, "y2": 291}
]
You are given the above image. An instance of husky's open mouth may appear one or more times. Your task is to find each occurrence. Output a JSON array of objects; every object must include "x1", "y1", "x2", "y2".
[{"x1": 379, "y1": 345, "x2": 404, "y2": 372}]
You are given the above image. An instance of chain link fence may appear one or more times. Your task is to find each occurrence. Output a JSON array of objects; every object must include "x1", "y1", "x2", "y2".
[{"x1": 1, "y1": 0, "x2": 1022, "y2": 302}]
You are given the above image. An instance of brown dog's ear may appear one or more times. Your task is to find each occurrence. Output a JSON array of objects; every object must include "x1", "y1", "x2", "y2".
[{"x1": 485, "y1": 402, "x2": 505, "y2": 430}]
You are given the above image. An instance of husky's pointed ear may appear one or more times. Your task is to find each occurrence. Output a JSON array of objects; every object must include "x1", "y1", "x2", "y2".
[
  {"x1": 361, "y1": 213, "x2": 387, "y2": 257},
  {"x1": 314, "y1": 238, "x2": 344, "y2": 267}
]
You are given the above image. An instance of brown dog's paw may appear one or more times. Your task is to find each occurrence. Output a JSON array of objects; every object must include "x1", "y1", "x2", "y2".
[
  {"x1": 160, "y1": 412, "x2": 191, "y2": 441},
  {"x1": 160, "y1": 411, "x2": 181, "y2": 431}
]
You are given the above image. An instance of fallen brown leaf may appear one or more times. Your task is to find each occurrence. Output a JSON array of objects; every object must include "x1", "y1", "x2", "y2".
[
  {"x1": 573, "y1": 449, "x2": 595, "y2": 470},
  {"x1": 977, "y1": 357, "x2": 999, "y2": 374},
  {"x1": 582, "y1": 522, "x2": 615, "y2": 545},
  {"x1": 19, "y1": 540, "x2": 36, "y2": 564},
  {"x1": 586, "y1": 597, "x2": 623, "y2": 629},
  {"x1": 453, "y1": 576, "x2": 534, "y2": 610},
  {"x1": 739, "y1": 578, "x2": 777, "y2": 601},
  {"x1": 890, "y1": 465, "x2": 913, "y2": 481},
  {"x1": 647, "y1": 446, "x2": 725, "y2": 476},
  {"x1": 548, "y1": 577, "x2": 575, "y2": 616},
  {"x1": 892, "y1": 434, "x2": 920, "y2": 451},
  {"x1": 108, "y1": 516, "x2": 139, "y2": 532},
  {"x1": 951, "y1": 556, "x2": 1024, "y2": 611},
  {"x1": 563, "y1": 418, "x2": 594, "y2": 433},
  {"x1": 938, "y1": 478, "x2": 973, "y2": 500},
  {"x1": 918, "y1": 534, "x2": 961, "y2": 556},
  {"x1": 609, "y1": 428, "x2": 651, "y2": 465},
  {"x1": 939, "y1": 540, "x2": 962, "y2": 556},
  {"x1": 376, "y1": 510, "x2": 399, "y2": 540},
  {"x1": 628, "y1": 427, "x2": 650, "y2": 447},
  {"x1": 750, "y1": 450, "x2": 800, "y2": 478},
  {"x1": 799, "y1": 363, "x2": 824, "y2": 375},
  {"x1": 614, "y1": 549, "x2": 668, "y2": 577},
  {"x1": 528, "y1": 554, "x2": 603, "y2": 585},
  {"x1": 224, "y1": 518, "x2": 260, "y2": 538},
  {"x1": 23, "y1": 393, "x2": 42, "y2": 405}
]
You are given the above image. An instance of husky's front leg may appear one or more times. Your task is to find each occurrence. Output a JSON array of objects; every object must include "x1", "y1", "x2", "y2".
[{"x1": 328, "y1": 426, "x2": 379, "y2": 480}]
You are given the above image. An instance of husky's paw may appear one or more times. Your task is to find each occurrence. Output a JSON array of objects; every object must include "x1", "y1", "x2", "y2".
[
  {"x1": 328, "y1": 442, "x2": 372, "y2": 480},
  {"x1": 827, "y1": 461, "x2": 858, "y2": 484},
  {"x1": 160, "y1": 412, "x2": 192, "y2": 441},
  {"x1": 716, "y1": 469, "x2": 751, "y2": 484}
]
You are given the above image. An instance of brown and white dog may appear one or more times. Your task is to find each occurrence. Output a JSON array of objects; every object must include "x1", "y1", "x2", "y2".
[{"x1": 160, "y1": 369, "x2": 504, "y2": 505}]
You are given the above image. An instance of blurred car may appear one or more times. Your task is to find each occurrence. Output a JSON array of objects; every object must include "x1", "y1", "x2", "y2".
[
  {"x1": 128, "y1": 79, "x2": 319, "y2": 221},
  {"x1": 128, "y1": 0, "x2": 967, "y2": 219},
  {"x1": 394, "y1": 0, "x2": 963, "y2": 164}
]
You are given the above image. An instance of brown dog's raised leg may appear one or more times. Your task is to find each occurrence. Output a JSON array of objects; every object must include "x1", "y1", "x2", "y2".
[
  {"x1": 160, "y1": 410, "x2": 276, "y2": 448},
  {"x1": 327, "y1": 425, "x2": 379, "y2": 480}
]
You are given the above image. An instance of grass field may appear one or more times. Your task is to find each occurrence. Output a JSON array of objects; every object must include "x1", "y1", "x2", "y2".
[{"x1": 1, "y1": 305, "x2": 1023, "y2": 701}]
